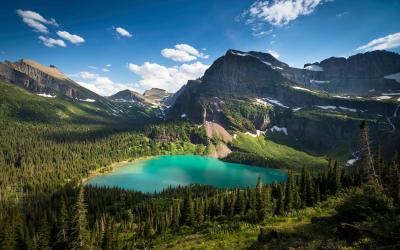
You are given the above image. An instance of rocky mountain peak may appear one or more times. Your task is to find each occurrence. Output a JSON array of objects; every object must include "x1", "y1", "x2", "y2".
[{"x1": 16, "y1": 59, "x2": 69, "y2": 80}]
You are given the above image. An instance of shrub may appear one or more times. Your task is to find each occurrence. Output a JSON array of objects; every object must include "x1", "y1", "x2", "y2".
[{"x1": 336, "y1": 183, "x2": 393, "y2": 223}]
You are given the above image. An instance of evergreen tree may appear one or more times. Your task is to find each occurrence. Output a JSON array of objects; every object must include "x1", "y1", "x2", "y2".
[
  {"x1": 180, "y1": 189, "x2": 195, "y2": 226},
  {"x1": 55, "y1": 196, "x2": 69, "y2": 249},
  {"x1": 275, "y1": 185, "x2": 284, "y2": 215},
  {"x1": 37, "y1": 215, "x2": 51, "y2": 250},
  {"x1": 234, "y1": 189, "x2": 246, "y2": 216},
  {"x1": 256, "y1": 189, "x2": 266, "y2": 222},
  {"x1": 358, "y1": 121, "x2": 379, "y2": 183},
  {"x1": 284, "y1": 170, "x2": 294, "y2": 212},
  {"x1": 69, "y1": 186, "x2": 90, "y2": 250}
]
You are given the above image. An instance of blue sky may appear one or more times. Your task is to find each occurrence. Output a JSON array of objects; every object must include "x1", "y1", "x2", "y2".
[{"x1": 0, "y1": 0, "x2": 399, "y2": 95}]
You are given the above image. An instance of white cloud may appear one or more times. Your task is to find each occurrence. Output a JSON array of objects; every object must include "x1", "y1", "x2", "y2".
[
  {"x1": 79, "y1": 71, "x2": 97, "y2": 79},
  {"x1": 128, "y1": 61, "x2": 209, "y2": 92},
  {"x1": 336, "y1": 11, "x2": 349, "y2": 18},
  {"x1": 101, "y1": 68, "x2": 110, "y2": 72},
  {"x1": 161, "y1": 44, "x2": 209, "y2": 62},
  {"x1": 38, "y1": 36, "x2": 66, "y2": 48},
  {"x1": 356, "y1": 32, "x2": 400, "y2": 51},
  {"x1": 175, "y1": 44, "x2": 209, "y2": 59},
  {"x1": 56, "y1": 31, "x2": 85, "y2": 44},
  {"x1": 267, "y1": 49, "x2": 280, "y2": 58},
  {"x1": 115, "y1": 27, "x2": 132, "y2": 37},
  {"x1": 105, "y1": 64, "x2": 111, "y2": 67},
  {"x1": 17, "y1": 9, "x2": 58, "y2": 33},
  {"x1": 161, "y1": 48, "x2": 197, "y2": 62},
  {"x1": 245, "y1": 0, "x2": 324, "y2": 27},
  {"x1": 75, "y1": 74, "x2": 139, "y2": 96},
  {"x1": 88, "y1": 66, "x2": 98, "y2": 70}
]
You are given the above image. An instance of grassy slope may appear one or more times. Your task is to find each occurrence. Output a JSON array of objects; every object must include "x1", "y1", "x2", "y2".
[
  {"x1": 229, "y1": 133, "x2": 327, "y2": 170},
  {"x1": 0, "y1": 81, "x2": 153, "y2": 125}
]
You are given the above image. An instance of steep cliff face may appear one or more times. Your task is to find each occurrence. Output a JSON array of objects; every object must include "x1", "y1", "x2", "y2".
[
  {"x1": 283, "y1": 50, "x2": 400, "y2": 94},
  {"x1": 199, "y1": 50, "x2": 285, "y2": 97},
  {"x1": 0, "y1": 59, "x2": 98, "y2": 100}
]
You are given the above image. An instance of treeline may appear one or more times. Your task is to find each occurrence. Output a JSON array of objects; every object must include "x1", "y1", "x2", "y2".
[
  {"x1": 3, "y1": 152, "x2": 400, "y2": 249},
  {"x1": 0, "y1": 121, "x2": 207, "y2": 197}
]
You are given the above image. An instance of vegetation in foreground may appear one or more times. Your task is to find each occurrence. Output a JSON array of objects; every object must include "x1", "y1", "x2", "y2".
[{"x1": 1, "y1": 144, "x2": 399, "y2": 249}]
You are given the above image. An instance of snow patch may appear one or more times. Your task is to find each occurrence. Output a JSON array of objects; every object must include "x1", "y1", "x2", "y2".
[
  {"x1": 310, "y1": 79, "x2": 330, "y2": 84},
  {"x1": 272, "y1": 66, "x2": 284, "y2": 70},
  {"x1": 333, "y1": 95, "x2": 351, "y2": 99},
  {"x1": 230, "y1": 51, "x2": 250, "y2": 57},
  {"x1": 382, "y1": 92, "x2": 400, "y2": 96},
  {"x1": 347, "y1": 158, "x2": 358, "y2": 166},
  {"x1": 37, "y1": 93, "x2": 56, "y2": 98},
  {"x1": 304, "y1": 65, "x2": 323, "y2": 71},
  {"x1": 270, "y1": 126, "x2": 288, "y2": 135},
  {"x1": 79, "y1": 98, "x2": 96, "y2": 103},
  {"x1": 292, "y1": 107, "x2": 302, "y2": 112},
  {"x1": 338, "y1": 106, "x2": 357, "y2": 112},
  {"x1": 263, "y1": 97, "x2": 289, "y2": 108},
  {"x1": 315, "y1": 105, "x2": 336, "y2": 110},
  {"x1": 262, "y1": 61, "x2": 271, "y2": 66},
  {"x1": 375, "y1": 96, "x2": 392, "y2": 101},
  {"x1": 291, "y1": 86, "x2": 318, "y2": 93},
  {"x1": 384, "y1": 72, "x2": 400, "y2": 83}
]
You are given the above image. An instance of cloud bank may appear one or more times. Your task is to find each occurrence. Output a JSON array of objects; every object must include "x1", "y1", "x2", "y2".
[
  {"x1": 356, "y1": 32, "x2": 400, "y2": 51},
  {"x1": 161, "y1": 44, "x2": 209, "y2": 62},
  {"x1": 17, "y1": 9, "x2": 58, "y2": 33},
  {"x1": 128, "y1": 61, "x2": 209, "y2": 92},
  {"x1": 38, "y1": 36, "x2": 66, "y2": 48},
  {"x1": 56, "y1": 31, "x2": 85, "y2": 44}
]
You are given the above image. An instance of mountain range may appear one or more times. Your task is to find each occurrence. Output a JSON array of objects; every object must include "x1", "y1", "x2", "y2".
[{"x1": 1, "y1": 49, "x2": 399, "y2": 162}]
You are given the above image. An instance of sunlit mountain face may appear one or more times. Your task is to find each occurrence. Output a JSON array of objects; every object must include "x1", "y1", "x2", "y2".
[{"x1": 0, "y1": 1, "x2": 400, "y2": 249}]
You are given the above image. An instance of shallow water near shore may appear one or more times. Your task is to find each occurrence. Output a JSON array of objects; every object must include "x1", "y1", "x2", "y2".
[{"x1": 86, "y1": 155, "x2": 287, "y2": 192}]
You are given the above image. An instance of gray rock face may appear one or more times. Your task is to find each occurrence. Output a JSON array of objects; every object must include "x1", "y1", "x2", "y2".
[
  {"x1": 0, "y1": 59, "x2": 98, "y2": 99},
  {"x1": 199, "y1": 50, "x2": 285, "y2": 97},
  {"x1": 283, "y1": 50, "x2": 400, "y2": 94}
]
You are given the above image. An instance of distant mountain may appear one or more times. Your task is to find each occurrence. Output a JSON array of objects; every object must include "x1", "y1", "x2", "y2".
[
  {"x1": 283, "y1": 50, "x2": 400, "y2": 94},
  {"x1": 109, "y1": 89, "x2": 148, "y2": 103},
  {"x1": 0, "y1": 59, "x2": 101, "y2": 100},
  {"x1": 109, "y1": 88, "x2": 172, "y2": 108},
  {"x1": 0, "y1": 59, "x2": 160, "y2": 124},
  {"x1": 143, "y1": 88, "x2": 171, "y2": 105}
]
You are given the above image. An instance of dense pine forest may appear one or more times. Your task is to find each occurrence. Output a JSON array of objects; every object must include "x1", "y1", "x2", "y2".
[{"x1": 0, "y1": 117, "x2": 399, "y2": 249}]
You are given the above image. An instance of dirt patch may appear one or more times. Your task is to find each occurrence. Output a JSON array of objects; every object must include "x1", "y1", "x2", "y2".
[{"x1": 204, "y1": 121, "x2": 232, "y2": 142}]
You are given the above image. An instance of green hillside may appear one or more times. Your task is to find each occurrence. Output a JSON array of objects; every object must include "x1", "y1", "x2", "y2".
[
  {"x1": 226, "y1": 133, "x2": 328, "y2": 170},
  {"x1": 0, "y1": 81, "x2": 154, "y2": 125}
]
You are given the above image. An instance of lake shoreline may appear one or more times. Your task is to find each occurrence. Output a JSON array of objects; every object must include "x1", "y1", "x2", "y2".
[
  {"x1": 83, "y1": 154, "x2": 287, "y2": 192},
  {"x1": 80, "y1": 155, "x2": 156, "y2": 185}
]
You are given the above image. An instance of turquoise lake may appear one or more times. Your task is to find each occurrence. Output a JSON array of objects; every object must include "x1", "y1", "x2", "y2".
[{"x1": 86, "y1": 155, "x2": 287, "y2": 192}]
